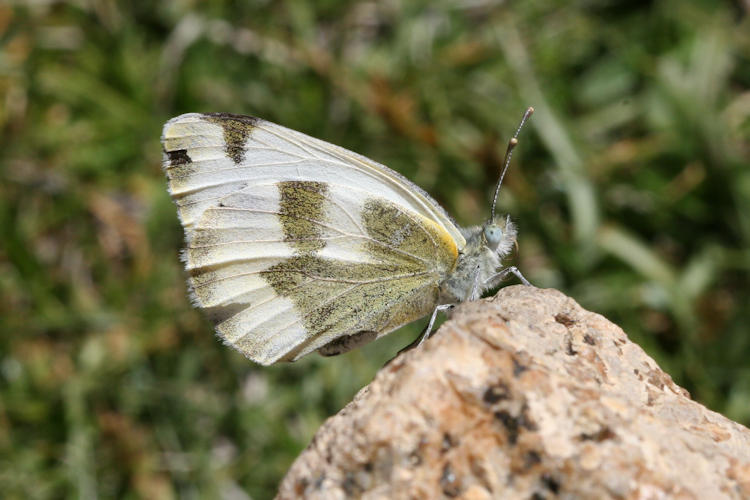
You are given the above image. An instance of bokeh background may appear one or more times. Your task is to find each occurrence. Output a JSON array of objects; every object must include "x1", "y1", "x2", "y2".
[{"x1": 2, "y1": 1, "x2": 749, "y2": 498}]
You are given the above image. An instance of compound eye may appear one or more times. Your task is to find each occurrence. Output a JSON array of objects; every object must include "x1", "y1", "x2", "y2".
[{"x1": 484, "y1": 225, "x2": 503, "y2": 250}]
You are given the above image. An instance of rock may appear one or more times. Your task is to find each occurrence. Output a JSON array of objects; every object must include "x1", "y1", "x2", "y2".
[{"x1": 276, "y1": 286, "x2": 750, "y2": 499}]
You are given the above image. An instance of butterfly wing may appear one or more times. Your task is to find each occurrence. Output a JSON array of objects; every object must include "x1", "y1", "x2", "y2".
[{"x1": 162, "y1": 113, "x2": 462, "y2": 364}]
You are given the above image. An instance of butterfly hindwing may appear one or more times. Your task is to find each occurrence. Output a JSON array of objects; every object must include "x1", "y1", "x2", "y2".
[{"x1": 162, "y1": 113, "x2": 461, "y2": 364}]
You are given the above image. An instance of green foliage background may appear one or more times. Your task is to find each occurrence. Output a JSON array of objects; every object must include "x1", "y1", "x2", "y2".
[{"x1": 2, "y1": 1, "x2": 749, "y2": 498}]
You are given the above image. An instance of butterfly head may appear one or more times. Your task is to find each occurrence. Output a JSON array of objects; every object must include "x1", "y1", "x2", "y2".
[{"x1": 482, "y1": 215, "x2": 516, "y2": 257}]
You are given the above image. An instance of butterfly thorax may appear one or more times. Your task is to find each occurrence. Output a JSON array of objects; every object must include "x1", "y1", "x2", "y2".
[{"x1": 438, "y1": 216, "x2": 516, "y2": 304}]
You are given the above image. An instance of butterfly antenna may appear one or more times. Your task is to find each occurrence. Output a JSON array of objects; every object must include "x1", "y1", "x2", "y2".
[{"x1": 490, "y1": 106, "x2": 534, "y2": 220}]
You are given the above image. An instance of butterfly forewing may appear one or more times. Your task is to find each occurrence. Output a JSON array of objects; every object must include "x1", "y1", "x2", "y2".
[{"x1": 162, "y1": 113, "x2": 461, "y2": 364}]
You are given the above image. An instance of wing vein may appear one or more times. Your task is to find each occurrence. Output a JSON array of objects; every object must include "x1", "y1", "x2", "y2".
[
  {"x1": 270, "y1": 282, "x2": 363, "y2": 336},
  {"x1": 258, "y1": 269, "x2": 432, "y2": 285},
  {"x1": 259, "y1": 272, "x2": 433, "y2": 342},
  {"x1": 352, "y1": 281, "x2": 433, "y2": 332},
  {"x1": 210, "y1": 277, "x2": 315, "y2": 318},
  {"x1": 190, "y1": 236, "x2": 349, "y2": 249},
  {"x1": 326, "y1": 196, "x2": 366, "y2": 235},
  {"x1": 257, "y1": 124, "x2": 322, "y2": 159},
  {"x1": 194, "y1": 267, "x2": 431, "y2": 289},
  {"x1": 211, "y1": 207, "x2": 429, "y2": 265},
  {"x1": 246, "y1": 135, "x2": 309, "y2": 160}
]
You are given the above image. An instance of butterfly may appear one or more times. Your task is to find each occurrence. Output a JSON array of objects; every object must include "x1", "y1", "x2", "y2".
[{"x1": 161, "y1": 108, "x2": 532, "y2": 365}]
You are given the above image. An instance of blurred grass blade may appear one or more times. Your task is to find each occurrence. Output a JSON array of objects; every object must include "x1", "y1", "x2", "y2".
[
  {"x1": 678, "y1": 246, "x2": 722, "y2": 302},
  {"x1": 597, "y1": 225, "x2": 675, "y2": 286}
]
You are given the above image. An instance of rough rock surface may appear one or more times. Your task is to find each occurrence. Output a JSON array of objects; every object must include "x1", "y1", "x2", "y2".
[{"x1": 277, "y1": 286, "x2": 750, "y2": 499}]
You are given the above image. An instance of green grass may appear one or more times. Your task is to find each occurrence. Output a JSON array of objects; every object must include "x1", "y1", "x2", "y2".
[{"x1": 2, "y1": 1, "x2": 749, "y2": 498}]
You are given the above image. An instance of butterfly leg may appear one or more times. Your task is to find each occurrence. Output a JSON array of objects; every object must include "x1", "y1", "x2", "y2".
[
  {"x1": 485, "y1": 266, "x2": 532, "y2": 286},
  {"x1": 418, "y1": 303, "x2": 455, "y2": 347},
  {"x1": 468, "y1": 264, "x2": 482, "y2": 301},
  {"x1": 507, "y1": 266, "x2": 531, "y2": 286},
  {"x1": 387, "y1": 303, "x2": 454, "y2": 364}
]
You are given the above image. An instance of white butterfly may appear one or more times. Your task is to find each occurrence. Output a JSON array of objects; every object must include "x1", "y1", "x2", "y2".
[{"x1": 161, "y1": 109, "x2": 532, "y2": 365}]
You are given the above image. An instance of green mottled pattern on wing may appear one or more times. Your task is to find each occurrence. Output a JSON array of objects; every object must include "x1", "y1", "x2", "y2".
[
  {"x1": 277, "y1": 181, "x2": 328, "y2": 255},
  {"x1": 257, "y1": 186, "x2": 457, "y2": 359}
]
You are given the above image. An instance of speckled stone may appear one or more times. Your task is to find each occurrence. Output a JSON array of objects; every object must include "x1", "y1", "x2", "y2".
[{"x1": 276, "y1": 286, "x2": 750, "y2": 500}]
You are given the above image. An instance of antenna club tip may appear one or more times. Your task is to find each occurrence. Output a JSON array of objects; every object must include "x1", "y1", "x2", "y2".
[
  {"x1": 527, "y1": 106, "x2": 535, "y2": 114},
  {"x1": 509, "y1": 137, "x2": 518, "y2": 146}
]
